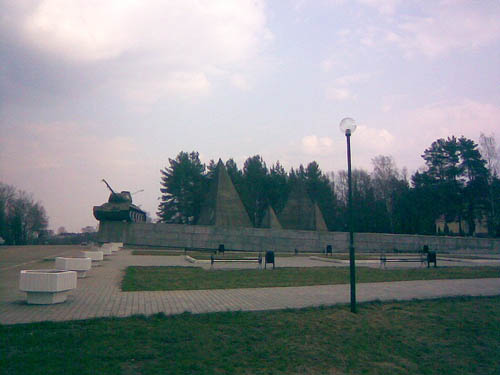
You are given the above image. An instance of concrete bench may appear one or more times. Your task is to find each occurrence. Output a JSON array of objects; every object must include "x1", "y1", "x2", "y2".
[
  {"x1": 19, "y1": 269, "x2": 77, "y2": 304},
  {"x1": 55, "y1": 257, "x2": 92, "y2": 278}
]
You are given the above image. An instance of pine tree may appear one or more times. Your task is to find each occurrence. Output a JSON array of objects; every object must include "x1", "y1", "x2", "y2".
[
  {"x1": 304, "y1": 161, "x2": 337, "y2": 230},
  {"x1": 242, "y1": 155, "x2": 269, "y2": 226},
  {"x1": 268, "y1": 161, "x2": 289, "y2": 214},
  {"x1": 157, "y1": 151, "x2": 207, "y2": 224},
  {"x1": 412, "y1": 136, "x2": 489, "y2": 235}
]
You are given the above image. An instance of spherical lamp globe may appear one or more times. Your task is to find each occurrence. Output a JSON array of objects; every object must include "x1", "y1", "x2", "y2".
[{"x1": 339, "y1": 117, "x2": 356, "y2": 135}]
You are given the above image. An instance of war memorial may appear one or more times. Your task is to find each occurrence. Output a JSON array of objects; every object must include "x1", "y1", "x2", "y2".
[
  {"x1": 3, "y1": 159, "x2": 500, "y2": 374},
  {"x1": 95, "y1": 160, "x2": 500, "y2": 254}
]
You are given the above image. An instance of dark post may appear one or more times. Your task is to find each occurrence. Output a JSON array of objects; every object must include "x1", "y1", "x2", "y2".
[{"x1": 346, "y1": 130, "x2": 356, "y2": 313}]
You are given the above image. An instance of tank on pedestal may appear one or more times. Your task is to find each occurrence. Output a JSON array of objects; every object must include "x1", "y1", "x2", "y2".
[{"x1": 93, "y1": 179, "x2": 146, "y2": 222}]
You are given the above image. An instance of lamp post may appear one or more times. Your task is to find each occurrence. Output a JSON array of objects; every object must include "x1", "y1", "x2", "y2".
[{"x1": 340, "y1": 117, "x2": 357, "y2": 313}]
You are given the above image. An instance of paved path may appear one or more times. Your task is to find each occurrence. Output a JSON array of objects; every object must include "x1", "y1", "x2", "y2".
[{"x1": 1, "y1": 247, "x2": 499, "y2": 325}]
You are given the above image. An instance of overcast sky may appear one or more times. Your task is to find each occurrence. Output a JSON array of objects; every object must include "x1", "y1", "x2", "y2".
[{"x1": 1, "y1": 0, "x2": 499, "y2": 232}]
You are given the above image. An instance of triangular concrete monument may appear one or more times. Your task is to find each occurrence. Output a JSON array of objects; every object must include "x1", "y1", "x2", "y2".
[
  {"x1": 261, "y1": 205, "x2": 282, "y2": 229},
  {"x1": 198, "y1": 159, "x2": 252, "y2": 227},
  {"x1": 314, "y1": 203, "x2": 328, "y2": 231},
  {"x1": 278, "y1": 182, "x2": 328, "y2": 231}
]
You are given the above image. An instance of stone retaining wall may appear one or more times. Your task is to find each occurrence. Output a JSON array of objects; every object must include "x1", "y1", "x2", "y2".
[{"x1": 97, "y1": 221, "x2": 500, "y2": 253}]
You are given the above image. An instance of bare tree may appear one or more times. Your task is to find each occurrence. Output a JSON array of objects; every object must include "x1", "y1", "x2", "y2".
[
  {"x1": 479, "y1": 133, "x2": 499, "y2": 177},
  {"x1": 371, "y1": 155, "x2": 400, "y2": 201},
  {"x1": 0, "y1": 184, "x2": 16, "y2": 241},
  {"x1": 479, "y1": 133, "x2": 500, "y2": 235}
]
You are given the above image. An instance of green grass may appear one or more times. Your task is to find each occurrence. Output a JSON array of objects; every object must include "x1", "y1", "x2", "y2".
[
  {"x1": 1, "y1": 297, "x2": 499, "y2": 374},
  {"x1": 121, "y1": 265, "x2": 500, "y2": 291}
]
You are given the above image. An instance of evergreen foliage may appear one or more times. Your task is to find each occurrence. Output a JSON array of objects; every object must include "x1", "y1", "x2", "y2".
[
  {"x1": 268, "y1": 161, "x2": 289, "y2": 215},
  {"x1": 157, "y1": 134, "x2": 498, "y2": 236},
  {"x1": 157, "y1": 151, "x2": 207, "y2": 224},
  {"x1": 412, "y1": 136, "x2": 489, "y2": 235},
  {"x1": 242, "y1": 155, "x2": 269, "y2": 226}
]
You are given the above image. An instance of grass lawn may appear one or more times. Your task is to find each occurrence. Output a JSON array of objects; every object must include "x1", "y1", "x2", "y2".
[
  {"x1": 122, "y1": 265, "x2": 500, "y2": 291},
  {"x1": 1, "y1": 297, "x2": 499, "y2": 374}
]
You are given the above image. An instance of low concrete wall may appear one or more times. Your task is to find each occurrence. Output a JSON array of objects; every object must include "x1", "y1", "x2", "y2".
[{"x1": 97, "y1": 221, "x2": 500, "y2": 254}]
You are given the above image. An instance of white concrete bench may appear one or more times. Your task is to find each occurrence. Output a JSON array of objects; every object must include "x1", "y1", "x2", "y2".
[
  {"x1": 55, "y1": 257, "x2": 92, "y2": 278},
  {"x1": 19, "y1": 269, "x2": 77, "y2": 304}
]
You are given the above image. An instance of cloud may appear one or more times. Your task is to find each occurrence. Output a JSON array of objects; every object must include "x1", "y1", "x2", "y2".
[
  {"x1": 368, "y1": 99, "x2": 500, "y2": 172},
  {"x1": 19, "y1": 0, "x2": 270, "y2": 63},
  {"x1": 2, "y1": 0, "x2": 272, "y2": 101},
  {"x1": 23, "y1": 0, "x2": 136, "y2": 61},
  {"x1": 326, "y1": 87, "x2": 356, "y2": 101},
  {"x1": 301, "y1": 135, "x2": 334, "y2": 155},
  {"x1": 324, "y1": 73, "x2": 371, "y2": 102},
  {"x1": 398, "y1": 9, "x2": 500, "y2": 58},
  {"x1": 406, "y1": 99, "x2": 500, "y2": 142},
  {"x1": 230, "y1": 73, "x2": 252, "y2": 91},
  {"x1": 380, "y1": 94, "x2": 408, "y2": 113},
  {"x1": 334, "y1": 73, "x2": 371, "y2": 86},
  {"x1": 357, "y1": 0, "x2": 400, "y2": 15},
  {"x1": 355, "y1": 125, "x2": 395, "y2": 152},
  {"x1": 392, "y1": 3, "x2": 500, "y2": 58},
  {"x1": 320, "y1": 58, "x2": 336, "y2": 72},
  {"x1": 301, "y1": 126, "x2": 395, "y2": 155},
  {"x1": 297, "y1": 126, "x2": 396, "y2": 173},
  {"x1": 124, "y1": 71, "x2": 211, "y2": 104},
  {"x1": 332, "y1": 2, "x2": 500, "y2": 59}
]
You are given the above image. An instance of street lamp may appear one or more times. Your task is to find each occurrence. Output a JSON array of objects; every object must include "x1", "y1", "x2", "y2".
[{"x1": 340, "y1": 117, "x2": 357, "y2": 313}]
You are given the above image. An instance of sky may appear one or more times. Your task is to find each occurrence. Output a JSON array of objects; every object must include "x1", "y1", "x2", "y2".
[{"x1": 1, "y1": 0, "x2": 500, "y2": 232}]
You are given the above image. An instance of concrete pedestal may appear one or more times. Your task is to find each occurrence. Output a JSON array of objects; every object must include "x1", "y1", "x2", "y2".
[
  {"x1": 100, "y1": 244, "x2": 113, "y2": 255},
  {"x1": 55, "y1": 257, "x2": 92, "y2": 278},
  {"x1": 81, "y1": 251, "x2": 104, "y2": 266},
  {"x1": 110, "y1": 242, "x2": 123, "y2": 252},
  {"x1": 19, "y1": 270, "x2": 77, "y2": 304}
]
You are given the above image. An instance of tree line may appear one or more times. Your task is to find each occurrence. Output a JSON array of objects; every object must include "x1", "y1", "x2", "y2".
[
  {"x1": 0, "y1": 183, "x2": 49, "y2": 245},
  {"x1": 158, "y1": 134, "x2": 500, "y2": 237}
]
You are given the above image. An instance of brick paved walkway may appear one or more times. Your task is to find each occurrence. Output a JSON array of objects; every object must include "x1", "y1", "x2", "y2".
[{"x1": 1, "y1": 248, "x2": 499, "y2": 325}]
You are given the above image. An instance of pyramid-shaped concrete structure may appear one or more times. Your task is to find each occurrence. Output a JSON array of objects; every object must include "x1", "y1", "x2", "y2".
[
  {"x1": 278, "y1": 182, "x2": 328, "y2": 231},
  {"x1": 197, "y1": 160, "x2": 252, "y2": 227},
  {"x1": 261, "y1": 205, "x2": 282, "y2": 229},
  {"x1": 314, "y1": 203, "x2": 328, "y2": 231}
]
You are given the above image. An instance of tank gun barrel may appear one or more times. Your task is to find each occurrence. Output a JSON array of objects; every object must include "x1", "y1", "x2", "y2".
[{"x1": 101, "y1": 179, "x2": 116, "y2": 195}]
